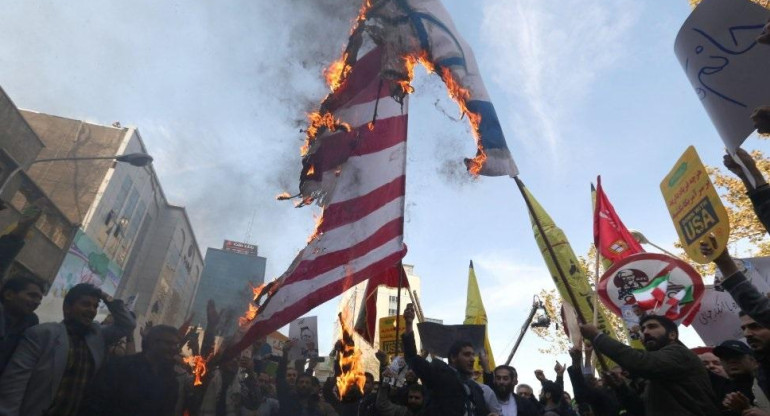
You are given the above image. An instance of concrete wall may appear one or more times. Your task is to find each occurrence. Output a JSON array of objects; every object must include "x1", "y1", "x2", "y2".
[{"x1": 21, "y1": 110, "x2": 126, "y2": 225}]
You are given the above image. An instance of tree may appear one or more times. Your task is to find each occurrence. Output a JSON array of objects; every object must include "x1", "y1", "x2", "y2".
[
  {"x1": 532, "y1": 149, "x2": 770, "y2": 353},
  {"x1": 532, "y1": 246, "x2": 629, "y2": 354}
]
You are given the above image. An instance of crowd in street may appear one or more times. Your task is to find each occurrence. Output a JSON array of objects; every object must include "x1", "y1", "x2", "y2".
[{"x1": 0, "y1": 15, "x2": 769, "y2": 416}]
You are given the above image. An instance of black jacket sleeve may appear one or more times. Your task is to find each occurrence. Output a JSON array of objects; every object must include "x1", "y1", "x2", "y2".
[
  {"x1": 721, "y1": 270, "x2": 770, "y2": 329},
  {"x1": 749, "y1": 184, "x2": 770, "y2": 235}
]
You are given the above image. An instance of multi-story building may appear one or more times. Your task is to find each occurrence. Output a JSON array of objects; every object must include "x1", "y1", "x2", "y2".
[
  {"x1": 190, "y1": 240, "x2": 267, "y2": 336},
  {"x1": 336, "y1": 264, "x2": 422, "y2": 377},
  {"x1": 14, "y1": 109, "x2": 203, "y2": 328},
  {"x1": 0, "y1": 87, "x2": 77, "y2": 284}
]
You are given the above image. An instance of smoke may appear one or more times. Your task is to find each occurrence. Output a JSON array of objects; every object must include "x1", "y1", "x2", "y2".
[{"x1": 0, "y1": 0, "x2": 363, "y2": 276}]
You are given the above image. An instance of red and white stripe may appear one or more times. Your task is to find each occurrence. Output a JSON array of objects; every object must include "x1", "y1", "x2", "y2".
[{"x1": 235, "y1": 48, "x2": 407, "y2": 350}]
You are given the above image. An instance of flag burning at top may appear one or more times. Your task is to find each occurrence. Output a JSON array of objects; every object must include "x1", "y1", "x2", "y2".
[{"x1": 300, "y1": 0, "x2": 518, "y2": 208}]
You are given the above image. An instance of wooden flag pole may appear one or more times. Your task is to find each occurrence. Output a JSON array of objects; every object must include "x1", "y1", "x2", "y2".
[{"x1": 515, "y1": 177, "x2": 609, "y2": 373}]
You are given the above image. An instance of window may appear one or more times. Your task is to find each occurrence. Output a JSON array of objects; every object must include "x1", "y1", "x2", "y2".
[
  {"x1": 389, "y1": 295, "x2": 397, "y2": 305},
  {"x1": 388, "y1": 308, "x2": 397, "y2": 316}
]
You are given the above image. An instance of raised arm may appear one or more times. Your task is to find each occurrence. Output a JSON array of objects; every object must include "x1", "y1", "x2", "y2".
[
  {"x1": 401, "y1": 304, "x2": 433, "y2": 387},
  {"x1": 100, "y1": 293, "x2": 136, "y2": 345}
]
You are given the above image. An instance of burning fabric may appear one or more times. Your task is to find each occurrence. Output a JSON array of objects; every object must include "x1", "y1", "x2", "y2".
[{"x1": 335, "y1": 311, "x2": 367, "y2": 400}]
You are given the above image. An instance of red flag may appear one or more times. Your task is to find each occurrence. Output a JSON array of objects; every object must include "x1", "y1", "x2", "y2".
[
  {"x1": 593, "y1": 176, "x2": 643, "y2": 262},
  {"x1": 354, "y1": 263, "x2": 410, "y2": 344},
  {"x1": 230, "y1": 47, "x2": 408, "y2": 355}
]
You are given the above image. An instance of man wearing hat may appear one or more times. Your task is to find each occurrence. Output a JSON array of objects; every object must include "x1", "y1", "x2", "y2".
[{"x1": 714, "y1": 340, "x2": 770, "y2": 413}]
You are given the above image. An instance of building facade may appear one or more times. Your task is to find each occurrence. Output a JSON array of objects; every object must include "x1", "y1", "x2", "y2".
[
  {"x1": 0, "y1": 87, "x2": 77, "y2": 284},
  {"x1": 15, "y1": 109, "x2": 203, "y2": 328},
  {"x1": 190, "y1": 240, "x2": 267, "y2": 336}
]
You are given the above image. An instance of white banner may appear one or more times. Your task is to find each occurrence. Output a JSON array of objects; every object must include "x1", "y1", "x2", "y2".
[
  {"x1": 674, "y1": 0, "x2": 770, "y2": 151},
  {"x1": 692, "y1": 257, "x2": 770, "y2": 345}
]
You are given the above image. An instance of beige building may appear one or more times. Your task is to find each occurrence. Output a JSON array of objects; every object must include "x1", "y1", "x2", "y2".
[
  {"x1": 8, "y1": 107, "x2": 203, "y2": 328},
  {"x1": 0, "y1": 87, "x2": 76, "y2": 284}
]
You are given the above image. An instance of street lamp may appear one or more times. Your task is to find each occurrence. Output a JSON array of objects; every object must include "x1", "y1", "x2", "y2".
[
  {"x1": 629, "y1": 229, "x2": 678, "y2": 258},
  {"x1": 0, "y1": 152, "x2": 153, "y2": 197}
]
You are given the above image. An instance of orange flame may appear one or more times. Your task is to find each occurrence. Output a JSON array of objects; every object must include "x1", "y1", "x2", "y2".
[
  {"x1": 276, "y1": 192, "x2": 292, "y2": 201},
  {"x1": 437, "y1": 66, "x2": 486, "y2": 176},
  {"x1": 336, "y1": 310, "x2": 366, "y2": 398},
  {"x1": 183, "y1": 355, "x2": 208, "y2": 386},
  {"x1": 302, "y1": 112, "x2": 352, "y2": 157},
  {"x1": 307, "y1": 212, "x2": 325, "y2": 243},
  {"x1": 239, "y1": 283, "x2": 267, "y2": 328},
  {"x1": 307, "y1": 165, "x2": 316, "y2": 176},
  {"x1": 324, "y1": 53, "x2": 351, "y2": 92}
]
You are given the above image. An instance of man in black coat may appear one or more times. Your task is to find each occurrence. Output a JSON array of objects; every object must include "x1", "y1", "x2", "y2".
[
  {"x1": 485, "y1": 364, "x2": 540, "y2": 416},
  {"x1": 402, "y1": 304, "x2": 493, "y2": 416}
]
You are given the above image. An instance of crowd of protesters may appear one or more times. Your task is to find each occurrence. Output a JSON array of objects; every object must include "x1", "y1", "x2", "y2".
[{"x1": 0, "y1": 18, "x2": 768, "y2": 416}]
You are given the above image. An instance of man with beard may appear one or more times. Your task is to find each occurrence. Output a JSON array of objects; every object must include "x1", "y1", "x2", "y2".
[
  {"x1": 580, "y1": 315, "x2": 720, "y2": 416},
  {"x1": 78, "y1": 325, "x2": 182, "y2": 415},
  {"x1": 738, "y1": 312, "x2": 770, "y2": 402},
  {"x1": 0, "y1": 283, "x2": 135, "y2": 416},
  {"x1": 488, "y1": 365, "x2": 539, "y2": 416},
  {"x1": 402, "y1": 304, "x2": 492, "y2": 416},
  {"x1": 376, "y1": 369, "x2": 425, "y2": 416},
  {"x1": 0, "y1": 276, "x2": 45, "y2": 373}
]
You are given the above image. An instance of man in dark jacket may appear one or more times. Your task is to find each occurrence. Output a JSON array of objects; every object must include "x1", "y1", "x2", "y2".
[
  {"x1": 580, "y1": 315, "x2": 721, "y2": 416},
  {"x1": 486, "y1": 364, "x2": 539, "y2": 416},
  {"x1": 565, "y1": 346, "x2": 621, "y2": 416},
  {"x1": 402, "y1": 304, "x2": 492, "y2": 416},
  {"x1": 78, "y1": 324, "x2": 181, "y2": 416},
  {"x1": 0, "y1": 276, "x2": 44, "y2": 373}
]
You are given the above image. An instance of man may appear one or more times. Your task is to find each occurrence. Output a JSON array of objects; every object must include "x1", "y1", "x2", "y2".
[
  {"x1": 199, "y1": 355, "x2": 261, "y2": 416},
  {"x1": 516, "y1": 384, "x2": 534, "y2": 400},
  {"x1": 0, "y1": 282, "x2": 135, "y2": 416},
  {"x1": 700, "y1": 350, "x2": 729, "y2": 378},
  {"x1": 713, "y1": 339, "x2": 770, "y2": 414},
  {"x1": 247, "y1": 371, "x2": 280, "y2": 416},
  {"x1": 565, "y1": 346, "x2": 620, "y2": 416},
  {"x1": 738, "y1": 312, "x2": 770, "y2": 400},
  {"x1": 78, "y1": 325, "x2": 181, "y2": 415},
  {"x1": 0, "y1": 276, "x2": 44, "y2": 373},
  {"x1": 402, "y1": 304, "x2": 492, "y2": 416},
  {"x1": 489, "y1": 365, "x2": 539, "y2": 416},
  {"x1": 580, "y1": 315, "x2": 721, "y2": 416},
  {"x1": 376, "y1": 370, "x2": 425, "y2": 416},
  {"x1": 286, "y1": 367, "x2": 299, "y2": 385},
  {"x1": 277, "y1": 340, "x2": 337, "y2": 416},
  {"x1": 0, "y1": 204, "x2": 42, "y2": 279}
]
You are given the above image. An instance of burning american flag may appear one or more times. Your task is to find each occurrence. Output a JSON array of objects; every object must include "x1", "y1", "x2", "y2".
[{"x1": 231, "y1": 47, "x2": 408, "y2": 353}]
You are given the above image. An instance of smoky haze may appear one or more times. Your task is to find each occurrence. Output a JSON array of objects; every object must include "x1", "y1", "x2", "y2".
[{"x1": 0, "y1": 0, "x2": 363, "y2": 277}]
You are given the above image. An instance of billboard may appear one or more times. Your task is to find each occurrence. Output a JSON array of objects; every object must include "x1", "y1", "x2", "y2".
[
  {"x1": 37, "y1": 230, "x2": 124, "y2": 322},
  {"x1": 223, "y1": 240, "x2": 258, "y2": 256}
]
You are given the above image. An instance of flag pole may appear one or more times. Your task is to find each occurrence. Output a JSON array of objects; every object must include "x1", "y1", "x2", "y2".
[
  {"x1": 515, "y1": 177, "x2": 609, "y2": 372},
  {"x1": 593, "y1": 246, "x2": 601, "y2": 326},
  {"x1": 394, "y1": 265, "x2": 403, "y2": 358}
]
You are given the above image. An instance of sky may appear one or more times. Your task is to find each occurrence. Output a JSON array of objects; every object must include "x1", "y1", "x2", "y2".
[{"x1": 1, "y1": 0, "x2": 769, "y2": 390}]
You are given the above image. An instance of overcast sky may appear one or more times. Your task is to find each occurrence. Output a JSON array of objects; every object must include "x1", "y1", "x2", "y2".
[{"x1": 2, "y1": 0, "x2": 769, "y2": 389}]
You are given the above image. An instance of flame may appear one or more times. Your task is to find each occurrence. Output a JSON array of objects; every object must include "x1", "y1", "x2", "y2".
[
  {"x1": 437, "y1": 66, "x2": 486, "y2": 176},
  {"x1": 238, "y1": 283, "x2": 267, "y2": 328},
  {"x1": 307, "y1": 212, "x2": 325, "y2": 243},
  {"x1": 397, "y1": 52, "x2": 434, "y2": 97},
  {"x1": 324, "y1": 52, "x2": 351, "y2": 92},
  {"x1": 183, "y1": 355, "x2": 208, "y2": 386},
  {"x1": 276, "y1": 192, "x2": 292, "y2": 201},
  {"x1": 302, "y1": 112, "x2": 352, "y2": 157},
  {"x1": 336, "y1": 310, "x2": 366, "y2": 399},
  {"x1": 307, "y1": 165, "x2": 316, "y2": 176}
]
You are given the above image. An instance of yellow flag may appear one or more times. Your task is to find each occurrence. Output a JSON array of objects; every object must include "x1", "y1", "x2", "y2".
[
  {"x1": 464, "y1": 260, "x2": 495, "y2": 380},
  {"x1": 521, "y1": 182, "x2": 620, "y2": 346}
]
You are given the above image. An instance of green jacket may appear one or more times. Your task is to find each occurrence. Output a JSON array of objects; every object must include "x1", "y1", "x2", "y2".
[{"x1": 592, "y1": 333, "x2": 720, "y2": 416}]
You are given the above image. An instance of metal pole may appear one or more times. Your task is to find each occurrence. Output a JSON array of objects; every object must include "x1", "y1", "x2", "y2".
[
  {"x1": 515, "y1": 177, "x2": 610, "y2": 373},
  {"x1": 505, "y1": 300, "x2": 538, "y2": 365},
  {"x1": 394, "y1": 266, "x2": 403, "y2": 357},
  {"x1": 0, "y1": 155, "x2": 123, "y2": 196}
]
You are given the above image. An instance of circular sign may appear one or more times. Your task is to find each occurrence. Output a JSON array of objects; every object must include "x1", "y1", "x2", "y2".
[{"x1": 598, "y1": 253, "x2": 704, "y2": 323}]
